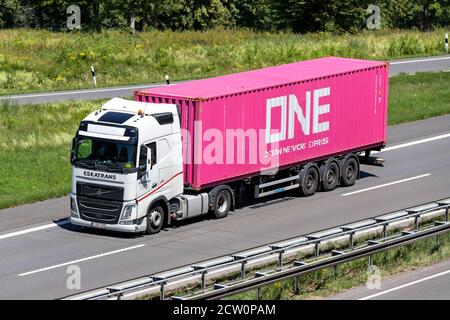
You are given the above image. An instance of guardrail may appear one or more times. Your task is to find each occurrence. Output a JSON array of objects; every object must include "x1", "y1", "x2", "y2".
[
  {"x1": 185, "y1": 221, "x2": 449, "y2": 300},
  {"x1": 63, "y1": 197, "x2": 450, "y2": 300}
]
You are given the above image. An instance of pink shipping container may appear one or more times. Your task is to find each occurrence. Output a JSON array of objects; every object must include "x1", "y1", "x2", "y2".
[{"x1": 135, "y1": 57, "x2": 389, "y2": 190}]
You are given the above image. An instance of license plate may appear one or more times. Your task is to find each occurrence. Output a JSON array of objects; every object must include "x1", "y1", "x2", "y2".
[{"x1": 92, "y1": 222, "x2": 106, "y2": 229}]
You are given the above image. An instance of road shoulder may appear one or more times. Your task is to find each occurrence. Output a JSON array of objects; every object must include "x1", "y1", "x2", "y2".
[{"x1": 328, "y1": 259, "x2": 450, "y2": 300}]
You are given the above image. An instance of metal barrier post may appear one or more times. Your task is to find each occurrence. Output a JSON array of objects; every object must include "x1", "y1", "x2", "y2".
[
  {"x1": 201, "y1": 271, "x2": 206, "y2": 289},
  {"x1": 152, "y1": 276, "x2": 167, "y2": 300},
  {"x1": 293, "y1": 261, "x2": 307, "y2": 294},
  {"x1": 446, "y1": 207, "x2": 449, "y2": 221},
  {"x1": 192, "y1": 266, "x2": 208, "y2": 290},
  {"x1": 241, "y1": 261, "x2": 246, "y2": 279},
  {"x1": 160, "y1": 282, "x2": 166, "y2": 300},
  {"x1": 349, "y1": 232, "x2": 354, "y2": 249},
  {"x1": 255, "y1": 272, "x2": 266, "y2": 300},
  {"x1": 331, "y1": 251, "x2": 344, "y2": 276},
  {"x1": 294, "y1": 276, "x2": 300, "y2": 294},
  {"x1": 278, "y1": 251, "x2": 284, "y2": 268}
]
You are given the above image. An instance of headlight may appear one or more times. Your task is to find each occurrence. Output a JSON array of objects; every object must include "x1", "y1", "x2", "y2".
[
  {"x1": 70, "y1": 197, "x2": 79, "y2": 218},
  {"x1": 121, "y1": 204, "x2": 136, "y2": 221}
]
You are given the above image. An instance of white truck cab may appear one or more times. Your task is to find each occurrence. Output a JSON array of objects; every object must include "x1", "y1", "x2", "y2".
[{"x1": 69, "y1": 98, "x2": 189, "y2": 233}]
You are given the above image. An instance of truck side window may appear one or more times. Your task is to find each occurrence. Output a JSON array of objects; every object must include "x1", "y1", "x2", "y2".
[
  {"x1": 147, "y1": 142, "x2": 157, "y2": 168},
  {"x1": 139, "y1": 145, "x2": 147, "y2": 169}
]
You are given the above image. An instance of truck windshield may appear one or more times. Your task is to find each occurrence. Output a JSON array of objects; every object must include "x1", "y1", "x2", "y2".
[{"x1": 73, "y1": 136, "x2": 137, "y2": 172}]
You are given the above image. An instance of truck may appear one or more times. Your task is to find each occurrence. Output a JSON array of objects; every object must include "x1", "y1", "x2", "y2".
[{"x1": 69, "y1": 56, "x2": 388, "y2": 234}]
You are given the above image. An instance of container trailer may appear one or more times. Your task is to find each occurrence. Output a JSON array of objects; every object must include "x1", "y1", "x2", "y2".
[{"x1": 69, "y1": 57, "x2": 388, "y2": 234}]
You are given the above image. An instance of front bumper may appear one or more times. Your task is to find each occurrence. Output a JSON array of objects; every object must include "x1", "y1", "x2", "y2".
[{"x1": 70, "y1": 216, "x2": 147, "y2": 233}]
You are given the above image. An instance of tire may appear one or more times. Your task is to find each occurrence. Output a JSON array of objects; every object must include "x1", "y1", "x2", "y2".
[
  {"x1": 212, "y1": 189, "x2": 231, "y2": 219},
  {"x1": 299, "y1": 166, "x2": 319, "y2": 196},
  {"x1": 146, "y1": 204, "x2": 165, "y2": 234},
  {"x1": 341, "y1": 157, "x2": 359, "y2": 187},
  {"x1": 321, "y1": 161, "x2": 339, "y2": 191}
]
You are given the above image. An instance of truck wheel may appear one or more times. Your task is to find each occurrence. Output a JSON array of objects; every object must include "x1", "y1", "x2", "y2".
[
  {"x1": 341, "y1": 157, "x2": 359, "y2": 187},
  {"x1": 212, "y1": 189, "x2": 231, "y2": 219},
  {"x1": 146, "y1": 205, "x2": 165, "y2": 234},
  {"x1": 321, "y1": 161, "x2": 339, "y2": 191},
  {"x1": 300, "y1": 166, "x2": 319, "y2": 196}
]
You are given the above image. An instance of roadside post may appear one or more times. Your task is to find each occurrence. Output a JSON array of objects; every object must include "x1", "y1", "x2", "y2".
[
  {"x1": 445, "y1": 33, "x2": 448, "y2": 54},
  {"x1": 91, "y1": 65, "x2": 97, "y2": 87}
]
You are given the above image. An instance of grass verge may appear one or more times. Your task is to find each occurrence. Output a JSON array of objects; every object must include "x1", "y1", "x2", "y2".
[
  {"x1": 227, "y1": 232, "x2": 450, "y2": 300},
  {"x1": 0, "y1": 100, "x2": 103, "y2": 209},
  {"x1": 0, "y1": 71, "x2": 449, "y2": 210},
  {"x1": 1, "y1": 28, "x2": 449, "y2": 95}
]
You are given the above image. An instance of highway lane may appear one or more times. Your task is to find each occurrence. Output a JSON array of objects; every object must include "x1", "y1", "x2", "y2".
[
  {"x1": 389, "y1": 55, "x2": 450, "y2": 75},
  {"x1": 0, "y1": 115, "x2": 449, "y2": 299},
  {"x1": 0, "y1": 55, "x2": 449, "y2": 105},
  {"x1": 329, "y1": 259, "x2": 450, "y2": 300}
]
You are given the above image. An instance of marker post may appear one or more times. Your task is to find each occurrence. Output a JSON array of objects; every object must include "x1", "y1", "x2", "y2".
[
  {"x1": 445, "y1": 33, "x2": 448, "y2": 54},
  {"x1": 91, "y1": 65, "x2": 97, "y2": 87}
]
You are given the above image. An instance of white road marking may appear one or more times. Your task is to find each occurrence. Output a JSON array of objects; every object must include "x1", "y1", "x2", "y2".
[
  {"x1": 359, "y1": 269, "x2": 450, "y2": 300},
  {"x1": 342, "y1": 174, "x2": 431, "y2": 196},
  {"x1": 390, "y1": 56, "x2": 450, "y2": 65},
  {"x1": 0, "y1": 84, "x2": 164, "y2": 100},
  {"x1": 373, "y1": 133, "x2": 450, "y2": 154},
  {"x1": 18, "y1": 244, "x2": 146, "y2": 276},
  {"x1": 0, "y1": 219, "x2": 70, "y2": 240}
]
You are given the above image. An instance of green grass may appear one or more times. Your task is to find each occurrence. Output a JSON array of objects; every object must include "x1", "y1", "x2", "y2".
[
  {"x1": 388, "y1": 71, "x2": 450, "y2": 124},
  {"x1": 228, "y1": 232, "x2": 450, "y2": 300},
  {"x1": 0, "y1": 71, "x2": 449, "y2": 210},
  {"x1": 0, "y1": 100, "x2": 102, "y2": 209},
  {"x1": 0, "y1": 28, "x2": 449, "y2": 95}
]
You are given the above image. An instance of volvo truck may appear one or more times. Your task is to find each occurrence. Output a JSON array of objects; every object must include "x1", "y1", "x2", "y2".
[{"x1": 69, "y1": 57, "x2": 388, "y2": 234}]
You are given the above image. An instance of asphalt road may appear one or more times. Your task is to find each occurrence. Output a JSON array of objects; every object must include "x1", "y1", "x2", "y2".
[
  {"x1": 0, "y1": 114, "x2": 449, "y2": 299},
  {"x1": 0, "y1": 55, "x2": 449, "y2": 105},
  {"x1": 328, "y1": 259, "x2": 450, "y2": 300}
]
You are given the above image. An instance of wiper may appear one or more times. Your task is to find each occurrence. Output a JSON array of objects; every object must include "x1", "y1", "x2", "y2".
[
  {"x1": 74, "y1": 160, "x2": 95, "y2": 169},
  {"x1": 93, "y1": 160, "x2": 123, "y2": 173}
]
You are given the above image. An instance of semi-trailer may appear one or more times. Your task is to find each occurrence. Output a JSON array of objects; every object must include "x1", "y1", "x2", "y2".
[{"x1": 69, "y1": 56, "x2": 389, "y2": 234}]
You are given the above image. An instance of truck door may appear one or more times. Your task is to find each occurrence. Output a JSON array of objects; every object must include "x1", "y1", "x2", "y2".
[{"x1": 137, "y1": 142, "x2": 159, "y2": 199}]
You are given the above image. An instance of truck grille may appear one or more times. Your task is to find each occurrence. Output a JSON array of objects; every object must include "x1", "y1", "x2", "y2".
[
  {"x1": 76, "y1": 182, "x2": 124, "y2": 201},
  {"x1": 77, "y1": 196, "x2": 123, "y2": 224}
]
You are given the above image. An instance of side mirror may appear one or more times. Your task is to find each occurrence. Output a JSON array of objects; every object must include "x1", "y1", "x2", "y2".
[
  {"x1": 138, "y1": 145, "x2": 148, "y2": 179},
  {"x1": 70, "y1": 137, "x2": 76, "y2": 164}
]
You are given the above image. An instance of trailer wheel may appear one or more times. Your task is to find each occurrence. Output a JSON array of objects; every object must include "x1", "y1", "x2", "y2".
[
  {"x1": 341, "y1": 157, "x2": 359, "y2": 187},
  {"x1": 300, "y1": 166, "x2": 319, "y2": 196},
  {"x1": 321, "y1": 161, "x2": 339, "y2": 191},
  {"x1": 212, "y1": 189, "x2": 231, "y2": 219},
  {"x1": 146, "y1": 204, "x2": 165, "y2": 234}
]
